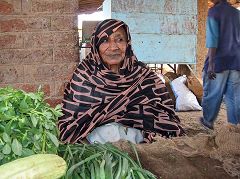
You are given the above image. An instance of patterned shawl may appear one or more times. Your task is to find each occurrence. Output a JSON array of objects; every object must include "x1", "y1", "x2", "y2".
[{"x1": 58, "y1": 19, "x2": 184, "y2": 143}]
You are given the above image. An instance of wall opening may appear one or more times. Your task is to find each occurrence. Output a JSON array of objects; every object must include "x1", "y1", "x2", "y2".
[{"x1": 78, "y1": 11, "x2": 104, "y2": 60}]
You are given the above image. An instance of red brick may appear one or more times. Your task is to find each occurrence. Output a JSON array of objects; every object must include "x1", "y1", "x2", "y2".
[
  {"x1": 54, "y1": 81, "x2": 66, "y2": 97},
  {"x1": 45, "y1": 98, "x2": 62, "y2": 107},
  {"x1": 53, "y1": 0, "x2": 78, "y2": 14},
  {"x1": 0, "y1": 1, "x2": 13, "y2": 14},
  {"x1": 51, "y1": 16, "x2": 77, "y2": 31},
  {"x1": 0, "y1": 17, "x2": 51, "y2": 32},
  {"x1": 0, "y1": 49, "x2": 53, "y2": 65},
  {"x1": 42, "y1": 84, "x2": 52, "y2": 97},
  {"x1": 0, "y1": 18, "x2": 26, "y2": 32},
  {"x1": 0, "y1": 0, "x2": 21, "y2": 15},
  {"x1": 24, "y1": 32, "x2": 54, "y2": 48},
  {"x1": 32, "y1": 0, "x2": 53, "y2": 13},
  {"x1": 0, "y1": 34, "x2": 24, "y2": 49},
  {"x1": 13, "y1": 83, "x2": 51, "y2": 96},
  {"x1": 54, "y1": 32, "x2": 78, "y2": 47},
  {"x1": 0, "y1": 65, "x2": 24, "y2": 83},
  {"x1": 54, "y1": 47, "x2": 79, "y2": 63},
  {"x1": 17, "y1": 83, "x2": 42, "y2": 93}
]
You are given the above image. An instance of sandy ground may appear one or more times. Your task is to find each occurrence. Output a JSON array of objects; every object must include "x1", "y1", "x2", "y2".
[{"x1": 116, "y1": 104, "x2": 240, "y2": 179}]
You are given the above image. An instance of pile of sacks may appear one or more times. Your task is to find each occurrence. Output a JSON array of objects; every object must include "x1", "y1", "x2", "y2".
[{"x1": 157, "y1": 71, "x2": 203, "y2": 111}]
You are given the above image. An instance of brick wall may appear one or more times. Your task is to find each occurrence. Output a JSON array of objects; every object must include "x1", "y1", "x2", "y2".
[
  {"x1": 0, "y1": 0, "x2": 209, "y2": 105},
  {"x1": 0, "y1": 0, "x2": 79, "y2": 107}
]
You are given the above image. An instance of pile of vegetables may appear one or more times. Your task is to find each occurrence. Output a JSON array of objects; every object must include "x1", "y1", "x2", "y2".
[
  {"x1": 0, "y1": 87, "x2": 156, "y2": 179},
  {"x1": 0, "y1": 87, "x2": 62, "y2": 164},
  {"x1": 59, "y1": 143, "x2": 156, "y2": 179}
]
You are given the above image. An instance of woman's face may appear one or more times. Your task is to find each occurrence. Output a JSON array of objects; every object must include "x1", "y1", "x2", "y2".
[{"x1": 98, "y1": 27, "x2": 127, "y2": 71}]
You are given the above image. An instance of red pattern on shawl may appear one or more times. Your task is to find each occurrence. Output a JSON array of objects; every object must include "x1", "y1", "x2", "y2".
[{"x1": 58, "y1": 19, "x2": 184, "y2": 143}]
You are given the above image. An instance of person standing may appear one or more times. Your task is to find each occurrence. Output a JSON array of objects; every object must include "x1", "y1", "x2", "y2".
[{"x1": 200, "y1": 0, "x2": 240, "y2": 129}]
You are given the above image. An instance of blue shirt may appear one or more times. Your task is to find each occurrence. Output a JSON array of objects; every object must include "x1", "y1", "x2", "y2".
[{"x1": 204, "y1": 2, "x2": 240, "y2": 73}]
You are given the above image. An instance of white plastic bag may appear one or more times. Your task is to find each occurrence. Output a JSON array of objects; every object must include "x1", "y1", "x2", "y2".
[
  {"x1": 171, "y1": 75, "x2": 202, "y2": 111},
  {"x1": 86, "y1": 122, "x2": 144, "y2": 144}
]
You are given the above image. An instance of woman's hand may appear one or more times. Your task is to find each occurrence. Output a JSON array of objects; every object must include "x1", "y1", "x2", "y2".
[{"x1": 207, "y1": 70, "x2": 216, "y2": 80}]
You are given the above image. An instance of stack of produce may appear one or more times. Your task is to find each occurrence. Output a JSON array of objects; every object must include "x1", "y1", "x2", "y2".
[
  {"x1": 0, "y1": 87, "x2": 62, "y2": 164},
  {"x1": 59, "y1": 143, "x2": 156, "y2": 179},
  {"x1": 0, "y1": 87, "x2": 156, "y2": 179}
]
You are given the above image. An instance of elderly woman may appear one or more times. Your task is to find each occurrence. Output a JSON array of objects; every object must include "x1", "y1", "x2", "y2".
[{"x1": 58, "y1": 19, "x2": 184, "y2": 144}]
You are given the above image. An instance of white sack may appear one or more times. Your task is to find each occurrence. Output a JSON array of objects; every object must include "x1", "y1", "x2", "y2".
[{"x1": 171, "y1": 75, "x2": 202, "y2": 111}]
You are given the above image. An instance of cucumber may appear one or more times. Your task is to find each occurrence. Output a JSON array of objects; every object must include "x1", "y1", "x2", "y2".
[{"x1": 0, "y1": 154, "x2": 67, "y2": 179}]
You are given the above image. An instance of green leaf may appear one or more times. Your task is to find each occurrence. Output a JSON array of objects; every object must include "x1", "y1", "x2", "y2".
[
  {"x1": 30, "y1": 115, "x2": 39, "y2": 127},
  {"x1": 2, "y1": 144, "x2": 11, "y2": 154},
  {"x1": 12, "y1": 138, "x2": 22, "y2": 156},
  {"x1": 44, "y1": 123, "x2": 50, "y2": 130},
  {"x1": 0, "y1": 152, "x2": 4, "y2": 160},
  {"x1": 53, "y1": 111, "x2": 64, "y2": 118},
  {"x1": 0, "y1": 95, "x2": 6, "y2": 102},
  {"x1": 0, "y1": 124, "x2": 5, "y2": 133},
  {"x1": 54, "y1": 104, "x2": 62, "y2": 111},
  {"x1": 47, "y1": 123, "x2": 55, "y2": 130},
  {"x1": 22, "y1": 148, "x2": 35, "y2": 157},
  {"x1": 31, "y1": 128, "x2": 40, "y2": 135},
  {"x1": 5, "y1": 120, "x2": 12, "y2": 134},
  {"x1": 43, "y1": 111, "x2": 53, "y2": 119},
  {"x1": 22, "y1": 139, "x2": 31, "y2": 148},
  {"x1": 27, "y1": 93, "x2": 39, "y2": 100},
  {"x1": 33, "y1": 141, "x2": 41, "y2": 151},
  {"x1": 20, "y1": 99, "x2": 28, "y2": 109},
  {"x1": 46, "y1": 132, "x2": 59, "y2": 147},
  {"x1": 5, "y1": 108, "x2": 16, "y2": 118},
  {"x1": 2, "y1": 132, "x2": 11, "y2": 143},
  {"x1": 34, "y1": 134, "x2": 41, "y2": 141},
  {"x1": 0, "y1": 106, "x2": 8, "y2": 113},
  {"x1": 18, "y1": 117, "x2": 26, "y2": 128}
]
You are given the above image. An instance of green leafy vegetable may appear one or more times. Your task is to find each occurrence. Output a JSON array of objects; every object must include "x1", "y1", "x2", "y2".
[
  {"x1": 0, "y1": 87, "x2": 157, "y2": 178},
  {"x1": 59, "y1": 143, "x2": 156, "y2": 179},
  {"x1": 0, "y1": 87, "x2": 63, "y2": 164}
]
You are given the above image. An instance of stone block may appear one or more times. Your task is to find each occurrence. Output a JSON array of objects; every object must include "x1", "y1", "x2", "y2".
[
  {"x1": 0, "y1": 18, "x2": 26, "y2": 32},
  {"x1": 0, "y1": 49, "x2": 53, "y2": 65},
  {"x1": 0, "y1": 0, "x2": 21, "y2": 15},
  {"x1": 0, "y1": 33, "x2": 24, "y2": 49},
  {"x1": 24, "y1": 32, "x2": 54, "y2": 48},
  {"x1": 0, "y1": 65, "x2": 24, "y2": 83},
  {"x1": 51, "y1": 16, "x2": 77, "y2": 31},
  {"x1": 54, "y1": 47, "x2": 79, "y2": 63}
]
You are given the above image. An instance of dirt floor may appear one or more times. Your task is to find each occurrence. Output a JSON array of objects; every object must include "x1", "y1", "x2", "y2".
[{"x1": 116, "y1": 104, "x2": 240, "y2": 179}]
